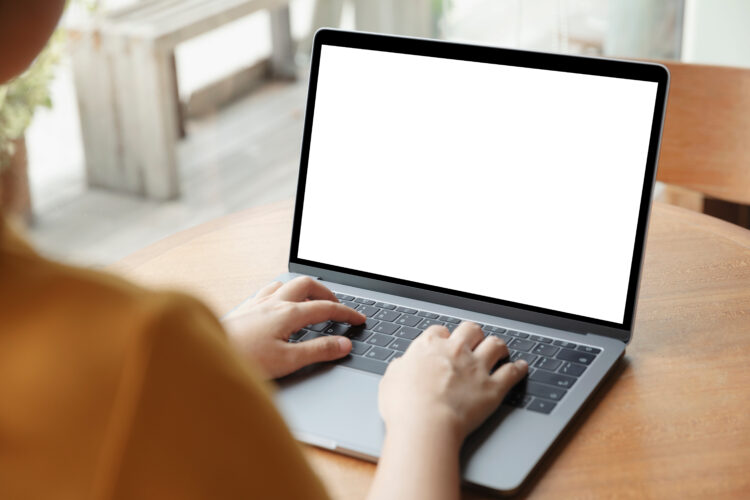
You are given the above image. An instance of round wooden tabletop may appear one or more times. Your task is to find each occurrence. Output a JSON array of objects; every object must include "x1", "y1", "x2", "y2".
[{"x1": 112, "y1": 199, "x2": 750, "y2": 499}]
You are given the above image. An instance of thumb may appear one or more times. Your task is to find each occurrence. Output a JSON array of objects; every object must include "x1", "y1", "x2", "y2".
[{"x1": 292, "y1": 335, "x2": 352, "y2": 367}]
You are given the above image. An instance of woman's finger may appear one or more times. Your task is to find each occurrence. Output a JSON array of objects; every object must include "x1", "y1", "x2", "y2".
[
  {"x1": 419, "y1": 324, "x2": 450, "y2": 341},
  {"x1": 292, "y1": 300, "x2": 366, "y2": 328},
  {"x1": 448, "y1": 321, "x2": 484, "y2": 350},
  {"x1": 275, "y1": 276, "x2": 338, "y2": 302},
  {"x1": 255, "y1": 281, "x2": 283, "y2": 299},
  {"x1": 491, "y1": 359, "x2": 529, "y2": 393},
  {"x1": 288, "y1": 335, "x2": 352, "y2": 371},
  {"x1": 473, "y1": 335, "x2": 509, "y2": 371}
]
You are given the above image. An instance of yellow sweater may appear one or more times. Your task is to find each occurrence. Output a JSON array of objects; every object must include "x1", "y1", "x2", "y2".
[{"x1": 0, "y1": 218, "x2": 329, "y2": 500}]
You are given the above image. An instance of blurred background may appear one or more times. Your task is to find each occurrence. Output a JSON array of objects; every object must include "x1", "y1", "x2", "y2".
[{"x1": 1, "y1": 0, "x2": 748, "y2": 267}]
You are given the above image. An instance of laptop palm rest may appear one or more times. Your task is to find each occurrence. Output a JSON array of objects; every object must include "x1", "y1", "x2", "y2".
[
  {"x1": 275, "y1": 362, "x2": 550, "y2": 492},
  {"x1": 275, "y1": 365, "x2": 385, "y2": 459},
  {"x1": 274, "y1": 355, "x2": 607, "y2": 493}
]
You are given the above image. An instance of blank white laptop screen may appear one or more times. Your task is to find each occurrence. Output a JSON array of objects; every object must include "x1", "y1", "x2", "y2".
[{"x1": 298, "y1": 45, "x2": 659, "y2": 324}]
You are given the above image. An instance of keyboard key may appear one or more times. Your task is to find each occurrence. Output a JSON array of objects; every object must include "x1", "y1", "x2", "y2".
[
  {"x1": 396, "y1": 306, "x2": 418, "y2": 314},
  {"x1": 577, "y1": 345, "x2": 602, "y2": 355},
  {"x1": 290, "y1": 329, "x2": 308, "y2": 341},
  {"x1": 344, "y1": 321, "x2": 371, "y2": 339},
  {"x1": 444, "y1": 323, "x2": 460, "y2": 332},
  {"x1": 339, "y1": 355, "x2": 387, "y2": 375},
  {"x1": 439, "y1": 315, "x2": 461, "y2": 324},
  {"x1": 394, "y1": 326, "x2": 421, "y2": 340},
  {"x1": 391, "y1": 351, "x2": 404, "y2": 360},
  {"x1": 348, "y1": 329, "x2": 372, "y2": 342},
  {"x1": 325, "y1": 323, "x2": 352, "y2": 335},
  {"x1": 417, "y1": 311, "x2": 439, "y2": 319},
  {"x1": 532, "y1": 344, "x2": 560, "y2": 357},
  {"x1": 529, "y1": 334, "x2": 551, "y2": 344},
  {"x1": 490, "y1": 332, "x2": 512, "y2": 344},
  {"x1": 509, "y1": 338, "x2": 536, "y2": 352},
  {"x1": 300, "y1": 331, "x2": 325, "y2": 341},
  {"x1": 308, "y1": 322, "x2": 330, "y2": 332},
  {"x1": 365, "y1": 346, "x2": 394, "y2": 361},
  {"x1": 351, "y1": 340, "x2": 371, "y2": 355},
  {"x1": 395, "y1": 314, "x2": 421, "y2": 327},
  {"x1": 373, "y1": 322, "x2": 399, "y2": 335},
  {"x1": 530, "y1": 370, "x2": 577, "y2": 389},
  {"x1": 389, "y1": 338, "x2": 412, "y2": 352},
  {"x1": 335, "y1": 293, "x2": 355, "y2": 301},
  {"x1": 553, "y1": 340, "x2": 578, "y2": 349},
  {"x1": 374, "y1": 310, "x2": 400, "y2": 322},
  {"x1": 527, "y1": 398, "x2": 556, "y2": 414},
  {"x1": 511, "y1": 352, "x2": 538, "y2": 365},
  {"x1": 487, "y1": 325, "x2": 507, "y2": 333},
  {"x1": 354, "y1": 297, "x2": 376, "y2": 305},
  {"x1": 375, "y1": 302, "x2": 396, "y2": 310},
  {"x1": 508, "y1": 330, "x2": 529, "y2": 339},
  {"x1": 503, "y1": 392, "x2": 532, "y2": 408},
  {"x1": 363, "y1": 318, "x2": 378, "y2": 330},
  {"x1": 556, "y1": 348, "x2": 596, "y2": 365},
  {"x1": 366, "y1": 333, "x2": 394, "y2": 348},
  {"x1": 534, "y1": 357, "x2": 562, "y2": 372},
  {"x1": 559, "y1": 361, "x2": 586, "y2": 377},
  {"x1": 341, "y1": 301, "x2": 357, "y2": 309},
  {"x1": 417, "y1": 318, "x2": 445, "y2": 329},
  {"x1": 525, "y1": 382, "x2": 567, "y2": 401},
  {"x1": 356, "y1": 305, "x2": 380, "y2": 317}
]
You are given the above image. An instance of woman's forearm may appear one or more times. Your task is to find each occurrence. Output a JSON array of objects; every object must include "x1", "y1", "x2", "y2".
[{"x1": 367, "y1": 415, "x2": 463, "y2": 500}]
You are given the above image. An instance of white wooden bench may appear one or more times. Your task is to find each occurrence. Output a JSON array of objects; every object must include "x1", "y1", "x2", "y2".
[{"x1": 69, "y1": 0, "x2": 295, "y2": 200}]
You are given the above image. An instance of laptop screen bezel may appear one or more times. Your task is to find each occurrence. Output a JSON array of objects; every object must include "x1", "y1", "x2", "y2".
[{"x1": 288, "y1": 29, "x2": 670, "y2": 342}]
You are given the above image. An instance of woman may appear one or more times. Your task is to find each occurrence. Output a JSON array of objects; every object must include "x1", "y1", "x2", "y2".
[{"x1": 0, "y1": 2, "x2": 528, "y2": 498}]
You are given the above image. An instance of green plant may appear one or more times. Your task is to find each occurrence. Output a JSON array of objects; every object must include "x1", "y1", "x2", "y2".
[
  {"x1": 0, "y1": 29, "x2": 64, "y2": 169},
  {"x1": 0, "y1": 0, "x2": 101, "y2": 170},
  {"x1": 431, "y1": 0, "x2": 453, "y2": 37}
]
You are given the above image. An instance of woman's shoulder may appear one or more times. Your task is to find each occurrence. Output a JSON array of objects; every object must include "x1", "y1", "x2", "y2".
[
  {"x1": 0, "y1": 225, "x2": 228, "y2": 404},
  {"x1": 2, "y1": 230, "x2": 217, "y2": 336},
  {"x1": 0, "y1": 228, "x2": 315, "y2": 499}
]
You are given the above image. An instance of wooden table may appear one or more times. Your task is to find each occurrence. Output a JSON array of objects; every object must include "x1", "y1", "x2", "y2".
[{"x1": 112, "y1": 199, "x2": 750, "y2": 498}]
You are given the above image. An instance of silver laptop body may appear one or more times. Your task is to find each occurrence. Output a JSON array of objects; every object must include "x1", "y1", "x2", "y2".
[{"x1": 266, "y1": 30, "x2": 669, "y2": 494}]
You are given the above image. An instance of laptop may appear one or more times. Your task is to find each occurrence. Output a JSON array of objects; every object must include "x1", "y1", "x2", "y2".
[{"x1": 268, "y1": 29, "x2": 669, "y2": 494}]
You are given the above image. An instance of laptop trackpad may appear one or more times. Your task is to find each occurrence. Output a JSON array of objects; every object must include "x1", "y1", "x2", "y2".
[{"x1": 275, "y1": 364, "x2": 384, "y2": 458}]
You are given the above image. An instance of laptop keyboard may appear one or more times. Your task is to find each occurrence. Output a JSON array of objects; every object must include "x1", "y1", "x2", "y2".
[{"x1": 289, "y1": 292, "x2": 602, "y2": 415}]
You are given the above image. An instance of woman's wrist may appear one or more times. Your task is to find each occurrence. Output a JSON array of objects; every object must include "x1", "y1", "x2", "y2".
[
  {"x1": 372, "y1": 409, "x2": 464, "y2": 500},
  {"x1": 383, "y1": 407, "x2": 464, "y2": 453}
]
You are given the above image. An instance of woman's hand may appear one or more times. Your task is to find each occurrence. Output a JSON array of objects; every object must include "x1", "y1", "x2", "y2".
[
  {"x1": 369, "y1": 322, "x2": 528, "y2": 500},
  {"x1": 224, "y1": 276, "x2": 365, "y2": 379},
  {"x1": 379, "y1": 321, "x2": 528, "y2": 443}
]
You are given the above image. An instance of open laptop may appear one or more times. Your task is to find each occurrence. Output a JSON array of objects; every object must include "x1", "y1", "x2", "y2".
[{"x1": 269, "y1": 29, "x2": 669, "y2": 494}]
